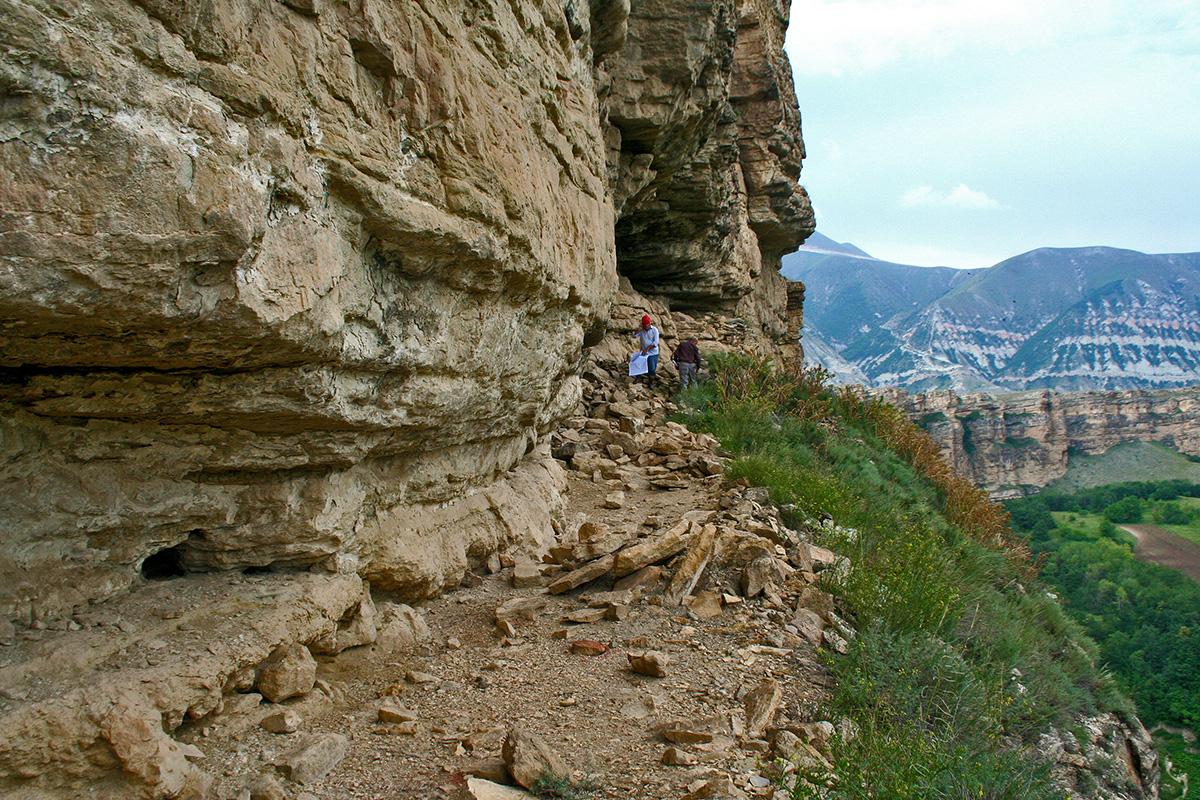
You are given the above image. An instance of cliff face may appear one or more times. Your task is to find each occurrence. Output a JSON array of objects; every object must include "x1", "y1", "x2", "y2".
[
  {"x1": 0, "y1": 0, "x2": 812, "y2": 621},
  {"x1": 883, "y1": 387, "x2": 1200, "y2": 498}
]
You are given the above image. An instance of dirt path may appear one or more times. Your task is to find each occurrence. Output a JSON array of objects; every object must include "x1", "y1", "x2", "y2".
[
  {"x1": 1120, "y1": 525, "x2": 1200, "y2": 582},
  {"x1": 187, "y1": 380, "x2": 838, "y2": 800}
]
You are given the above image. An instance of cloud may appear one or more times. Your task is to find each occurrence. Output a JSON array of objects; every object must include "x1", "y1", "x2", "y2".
[{"x1": 900, "y1": 184, "x2": 1003, "y2": 210}]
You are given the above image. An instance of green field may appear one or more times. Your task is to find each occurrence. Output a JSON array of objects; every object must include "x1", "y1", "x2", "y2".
[
  {"x1": 1047, "y1": 442, "x2": 1200, "y2": 494},
  {"x1": 1049, "y1": 511, "x2": 1135, "y2": 543},
  {"x1": 1164, "y1": 497, "x2": 1200, "y2": 546},
  {"x1": 1052, "y1": 500, "x2": 1200, "y2": 547}
]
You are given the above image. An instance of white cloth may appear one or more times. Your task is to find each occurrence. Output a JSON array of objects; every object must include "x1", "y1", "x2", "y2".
[
  {"x1": 628, "y1": 352, "x2": 649, "y2": 377},
  {"x1": 635, "y1": 325, "x2": 660, "y2": 356}
]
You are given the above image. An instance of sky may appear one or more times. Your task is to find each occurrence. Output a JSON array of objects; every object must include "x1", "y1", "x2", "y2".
[{"x1": 784, "y1": 0, "x2": 1200, "y2": 267}]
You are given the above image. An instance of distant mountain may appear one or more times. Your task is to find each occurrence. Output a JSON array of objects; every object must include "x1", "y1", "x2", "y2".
[{"x1": 785, "y1": 241, "x2": 1200, "y2": 391}]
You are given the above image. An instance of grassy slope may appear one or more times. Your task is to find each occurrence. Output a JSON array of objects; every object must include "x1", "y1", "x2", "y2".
[
  {"x1": 1048, "y1": 442, "x2": 1200, "y2": 494},
  {"x1": 675, "y1": 356, "x2": 1132, "y2": 800}
]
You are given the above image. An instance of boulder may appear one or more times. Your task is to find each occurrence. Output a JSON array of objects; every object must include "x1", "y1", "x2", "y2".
[
  {"x1": 256, "y1": 644, "x2": 317, "y2": 704},
  {"x1": 628, "y1": 650, "x2": 670, "y2": 678},
  {"x1": 501, "y1": 727, "x2": 569, "y2": 789}
]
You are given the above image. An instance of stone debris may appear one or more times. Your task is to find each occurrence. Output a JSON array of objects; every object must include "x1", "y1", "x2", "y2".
[
  {"x1": 628, "y1": 650, "x2": 670, "y2": 677},
  {"x1": 248, "y1": 774, "x2": 289, "y2": 800},
  {"x1": 659, "y1": 720, "x2": 717, "y2": 745},
  {"x1": 377, "y1": 701, "x2": 417, "y2": 724},
  {"x1": 502, "y1": 727, "x2": 569, "y2": 789},
  {"x1": 744, "y1": 679, "x2": 783, "y2": 739},
  {"x1": 255, "y1": 643, "x2": 317, "y2": 704},
  {"x1": 545, "y1": 555, "x2": 617, "y2": 595},
  {"x1": 466, "y1": 777, "x2": 536, "y2": 799},
  {"x1": 375, "y1": 602, "x2": 432, "y2": 652},
  {"x1": 685, "y1": 591, "x2": 723, "y2": 620},
  {"x1": 661, "y1": 747, "x2": 698, "y2": 766},
  {"x1": 569, "y1": 639, "x2": 608, "y2": 656},
  {"x1": 260, "y1": 709, "x2": 302, "y2": 734},
  {"x1": 511, "y1": 562, "x2": 544, "y2": 589},
  {"x1": 663, "y1": 524, "x2": 718, "y2": 606},
  {"x1": 613, "y1": 521, "x2": 693, "y2": 577},
  {"x1": 603, "y1": 490, "x2": 627, "y2": 509},
  {"x1": 276, "y1": 733, "x2": 348, "y2": 784}
]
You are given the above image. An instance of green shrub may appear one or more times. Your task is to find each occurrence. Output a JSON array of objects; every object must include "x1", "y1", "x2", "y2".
[{"x1": 1103, "y1": 496, "x2": 1144, "y2": 523}]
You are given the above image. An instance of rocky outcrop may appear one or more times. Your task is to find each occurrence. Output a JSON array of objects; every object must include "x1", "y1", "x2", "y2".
[
  {"x1": 883, "y1": 387, "x2": 1200, "y2": 498},
  {"x1": 0, "y1": 0, "x2": 813, "y2": 625}
]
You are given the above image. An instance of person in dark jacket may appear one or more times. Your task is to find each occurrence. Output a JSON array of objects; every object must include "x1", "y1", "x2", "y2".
[{"x1": 672, "y1": 335, "x2": 701, "y2": 389}]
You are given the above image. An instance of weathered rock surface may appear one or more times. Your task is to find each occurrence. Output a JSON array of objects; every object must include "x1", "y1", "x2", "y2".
[
  {"x1": 0, "y1": 0, "x2": 812, "y2": 628},
  {"x1": 884, "y1": 387, "x2": 1200, "y2": 498},
  {"x1": 0, "y1": 573, "x2": 367, "y2": 798},
  {"x1": 0, "y1": 0, "x2": 815, "y2": 794}
]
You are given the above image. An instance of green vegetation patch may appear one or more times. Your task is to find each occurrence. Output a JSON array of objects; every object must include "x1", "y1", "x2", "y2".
[
  {"x1": 1008, "y1": 481, "x2": 1200, "y2": 797},
  {"x1": 676, "y1": 355, "x2": 1127, "y2": 800}
]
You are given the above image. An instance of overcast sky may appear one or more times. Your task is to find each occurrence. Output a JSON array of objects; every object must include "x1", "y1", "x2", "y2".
[{"x1": 785, "y1": 0, "x2": 1200, "y2": 267}]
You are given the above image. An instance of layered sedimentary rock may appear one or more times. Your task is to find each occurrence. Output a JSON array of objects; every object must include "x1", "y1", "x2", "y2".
[
  {"x1": 0, "y1": 0, "x2": 812, "y2": 623},
  {"x1": 883, "y1": 387, "x2": 1200, "y2": 498}
]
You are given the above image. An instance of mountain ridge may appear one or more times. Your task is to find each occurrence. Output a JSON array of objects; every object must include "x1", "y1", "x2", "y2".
[{"x1": 787, "y1": 240, "x2": 1200, "y2": 391}]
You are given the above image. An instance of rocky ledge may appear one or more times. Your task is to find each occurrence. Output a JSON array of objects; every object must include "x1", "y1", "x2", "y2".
[
  {"x1": 880, "y1": 387, "x2": 1200, "y2": 498},
  {"x1": 0, "y1": 0, "x2": 813, "y2": 623}
]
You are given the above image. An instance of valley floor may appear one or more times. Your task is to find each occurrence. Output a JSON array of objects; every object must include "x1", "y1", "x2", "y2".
[{"x1": 1120, "y1": 525, "x2": 1200, "y2": 583}]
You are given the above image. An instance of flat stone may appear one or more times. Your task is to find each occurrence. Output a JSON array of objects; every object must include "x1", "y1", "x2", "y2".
[
  {"x1": 545, "y1": 554, "x2": 616, "y2": 595},
  {"x1": 612, "y1": 522, "x2": 692, "y2": 577},
  {"x1": 466, "y1": 777, "x2": 534, "y2": 799},
  {"x1": 562, "y1": 607, "x2": 607, "y2": 624},
  {"x1": 568, "y1": 639, "x2": 608, "y2": 656},
  {"x1": 277, "y1": 733, "x2": 348, "y2": 784},
  {"x1": 255, "y1": 643, "x2": 317, "y2": 704},
  {"x1": 603, "y1": 490, "x2": 626, "y2": 509},
  {"x1": 377, "y1": 702, "x2": 417, "y2": 724},
  {"x1": 260, "y1": 708, "x2": 302, "y2": 734},
  {"x1": 628, "y1": 650, "x2": 670, "y2": 677}
]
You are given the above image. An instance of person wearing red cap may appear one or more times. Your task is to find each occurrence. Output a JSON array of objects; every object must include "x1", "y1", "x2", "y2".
[{"x1": 634, "y1": 314, "x2": 661, "y2": 388}]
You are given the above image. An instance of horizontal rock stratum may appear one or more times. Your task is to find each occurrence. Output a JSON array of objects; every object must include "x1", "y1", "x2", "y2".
[
  {"x1": 0, "y1": 0, "x2": 813, "y2": 622},
  {"x1": 882, "y1": 386, "x2": 1200, "y2": 498}
]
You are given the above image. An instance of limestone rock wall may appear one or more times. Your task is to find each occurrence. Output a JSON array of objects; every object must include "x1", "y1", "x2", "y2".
[
  {"x1": 0, "y1": 0, "x2": 813, "y2": 621},
  {"x1": 883, "y1": 387, "x2": 1200, "y2": 498}
]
